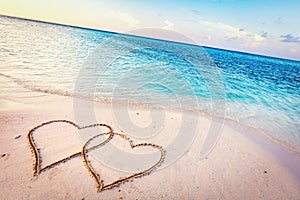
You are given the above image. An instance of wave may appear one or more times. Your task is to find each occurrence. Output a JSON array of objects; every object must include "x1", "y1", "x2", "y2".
[{"x1": 0, "y1": 72, "x2": 73, "y2": 97}]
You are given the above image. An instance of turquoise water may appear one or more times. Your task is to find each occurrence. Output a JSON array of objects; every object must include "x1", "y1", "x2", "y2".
[{"x1": 0, "y1": 15, "x2": 299, "y2": 150}]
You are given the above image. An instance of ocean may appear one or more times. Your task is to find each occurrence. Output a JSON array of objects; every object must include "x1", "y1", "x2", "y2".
[{"x1": 0, "y1": 15, "x2": 299, "y2": 151}]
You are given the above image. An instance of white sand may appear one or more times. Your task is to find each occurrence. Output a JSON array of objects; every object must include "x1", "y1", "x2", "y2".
[{"x1": 0, "y1": 94, "x2": 299, "y2": 199}]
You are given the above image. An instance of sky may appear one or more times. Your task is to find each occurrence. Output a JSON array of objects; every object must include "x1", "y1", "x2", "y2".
[{"x1": 1, "y1": 0, "x2": 300, "y2": 61}]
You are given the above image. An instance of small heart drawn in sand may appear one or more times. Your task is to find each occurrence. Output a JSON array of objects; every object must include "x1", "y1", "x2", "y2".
[
  {"x1": 83, "y1": 132, "x2": 165, "y2": 192},
  {"x1": 27, "y1": 120, "x2": 165, "y2": 192}
]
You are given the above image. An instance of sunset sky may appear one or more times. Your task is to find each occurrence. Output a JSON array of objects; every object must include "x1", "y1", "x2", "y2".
[{"x1": 1, "y1": 0, "x2": 300, "y2": 60}]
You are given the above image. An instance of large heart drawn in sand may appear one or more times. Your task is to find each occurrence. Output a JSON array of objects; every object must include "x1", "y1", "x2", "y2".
[
  {"x1": 27, "y1": 120, "x2": 165, "y2": 192},
  {"x1": 82, "y1": 132, "x2": 165, "y2": 192},
  {"x1": 27, "y1": 120, "x2": 113, "y2": 176}
]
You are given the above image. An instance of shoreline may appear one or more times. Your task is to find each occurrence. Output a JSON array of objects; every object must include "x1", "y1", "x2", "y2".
[
  {"x1": 1, "y1": 71, "x2": 299, "y2": 154},
  {"x1": 0, "y1": 94, "x2": 299, "y2": 199}
]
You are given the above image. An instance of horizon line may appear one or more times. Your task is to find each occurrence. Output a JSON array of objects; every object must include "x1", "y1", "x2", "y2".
[{"x1": 1, "y1": 14, "x2": 299, "y2": 63}]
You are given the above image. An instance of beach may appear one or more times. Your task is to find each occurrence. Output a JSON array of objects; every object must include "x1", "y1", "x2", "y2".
[
  {"x1": 1, "y1": 93, "x2": 299, "y2": 199},
  {"x1": 1, "y1": 15, "x2": 300, "y2": 199}
]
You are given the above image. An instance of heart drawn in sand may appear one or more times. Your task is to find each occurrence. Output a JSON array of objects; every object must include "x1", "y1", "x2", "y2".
[
  {"x1": 27, "y1": 120, "x2": 114, "y2": 176},
  {"x1": 27, "y1": 120, "x2": 165, "y2": 192},
  {"x1": 82, "y1": 132, "x2": 165, "y2": 192}
]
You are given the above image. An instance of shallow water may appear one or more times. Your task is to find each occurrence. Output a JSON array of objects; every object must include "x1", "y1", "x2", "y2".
[{"x1": 0, "y1": 15, "x2": 299, "y2": 150}]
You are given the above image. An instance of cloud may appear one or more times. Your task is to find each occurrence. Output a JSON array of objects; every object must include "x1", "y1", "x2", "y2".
[
  {"x1": 261, "y1": 31, "x2": 268, "y2": 38},
  {"x1": 163, "y1": 19, "x2": 174, "y2": 30},
  {"x1": 198, "y1": 20, "x2": 236, "y2": 32},
  {"x1": 198, "y1": 20, "x2": 265, "y2": 42},
  {"x1": 280, "y1": 34, "x2": 300, "y2": 44},
  {"x1": 202, "y1": 36, "x2": 211, "y2": 40},
  {"x1": 290, "y1": 48, "x2": 297, "y2": 54},
  {"x1": 225, "y1": 36, "x2": 239, "y2": 41},
  {"x1": 275, "y1": 17, "x2": 282, "y2": 24},
  {"x1": 109, "y1": 11, "x2": 140, "y2": 28},
  {"x1": 196, "y1": 20, "x2": 267, "y2": 48},
  {"x1": 185, "y1": 8, "x2": 201, "y2": 15}
]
